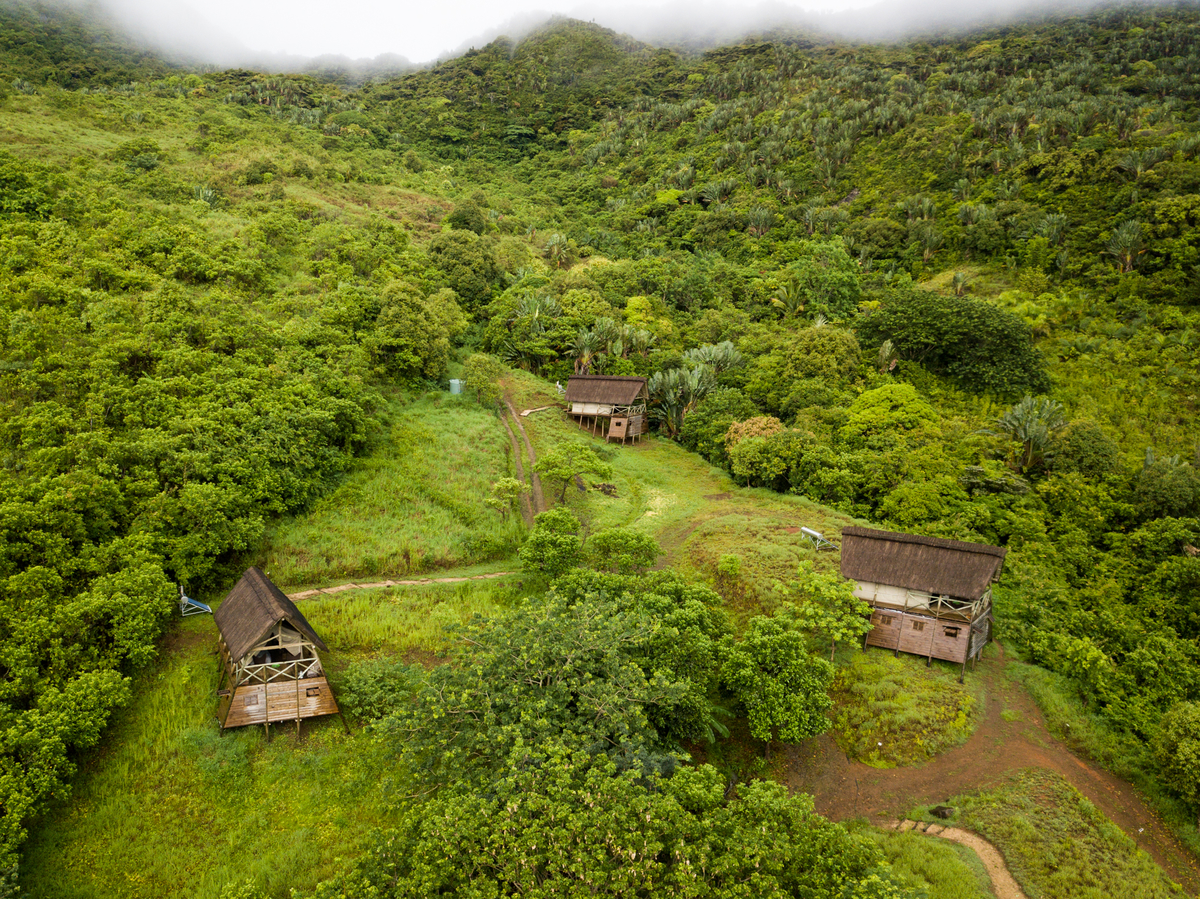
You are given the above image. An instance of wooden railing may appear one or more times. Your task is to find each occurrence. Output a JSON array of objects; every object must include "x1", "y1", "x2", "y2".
[{"x1": 235, "y1": 658, "x2": 323, "y2": 686}]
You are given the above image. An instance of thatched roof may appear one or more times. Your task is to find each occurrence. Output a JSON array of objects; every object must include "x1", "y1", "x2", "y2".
[
  {"x1": 840, "y1": 527, "x2": 1006, "y2": 600},
  {"x1": 564, "y1": 375, "x2": 648, "y2": 405},
  {"x1": 214, "y1": 567, "x2": 329, "y2": 661}
]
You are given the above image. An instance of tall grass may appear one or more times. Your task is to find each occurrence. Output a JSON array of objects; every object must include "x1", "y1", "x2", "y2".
[
  {"x1": 858, "y1": 827, "x2": 994, "y2": 899},
  {"x1": 951, "y1": 769, "x2": 1188, "y2": 899},
  {"x1": 831, "y1": 650, "x2": 981, "y2": 767},
  {"x1": 300, "y1": 580, "x2": 517, "y2": 655},
  {"x1": 263, "y1": 391, "x2": 524, "y2": 586}
]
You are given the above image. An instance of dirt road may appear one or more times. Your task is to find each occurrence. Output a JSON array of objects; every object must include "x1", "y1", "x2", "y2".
[{"x1": 783, "y1": 642, "x2": 1200, "y2": 894}]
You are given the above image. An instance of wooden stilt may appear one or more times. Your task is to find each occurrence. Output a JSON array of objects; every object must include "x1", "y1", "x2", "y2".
[{"x1": 894, "y1": 592, "x2": 911, "y2": 657}]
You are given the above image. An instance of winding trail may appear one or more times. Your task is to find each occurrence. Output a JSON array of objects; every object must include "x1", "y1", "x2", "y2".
[
  {"x1": 504, "y1": 396, "x2": 545, "y2": 516},
  {"x1": 500, "y1": 410, "x2": 535, "y2": 527},
  {"x1": 883, "y1": 819, "x2": 1027, "y2": 899},
  {"x1": 784, "y1": 642, "x2": 1200, "y2": 895}
]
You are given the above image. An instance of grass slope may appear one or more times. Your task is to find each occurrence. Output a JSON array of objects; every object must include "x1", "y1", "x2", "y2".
[
  {"x1": 262, "y1": 391, "x2": 523, "y2": 587},
  {"x1": 952, "y1": 769, "x2": 1188, "y2": 899}
]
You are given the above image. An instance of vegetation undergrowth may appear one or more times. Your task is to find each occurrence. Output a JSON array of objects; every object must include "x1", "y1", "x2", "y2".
[
  {"x1": 1007, "y1": 659, "x2": 1200, "y2": 859},
  {"x1": 832, "y1": 650, "x2": 980, "y2": 768},
  {"x1": 945, "y1": 769, "x2": 1188, "y2": 899},
  {"x1": 857, "y1": 826, "x2": 994, "y2": 899}
]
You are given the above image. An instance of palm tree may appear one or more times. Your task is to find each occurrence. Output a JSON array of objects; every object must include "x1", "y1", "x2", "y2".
[
  {"x1": 771, "y1": 278, "x2": 806, "y2": 319},
  {"x1": 648, "y1": 366, "x2": 715, "y2": 437},
  {"x1": 991, "y1": 395, "x2": 1067, "y2": 472},
  {"x1": 1106, "y1": 220, "x2": 1145, "y2": 274}
]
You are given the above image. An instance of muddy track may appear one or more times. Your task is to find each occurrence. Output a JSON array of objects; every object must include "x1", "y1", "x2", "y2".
[
  {"x1": 784, "y1": 642, "x2": 1200, "y2": 894},
  {"x1": 504, "y1": 396, "x2": 545, "y2": 515},
  {"x1": 500, "y1": 410, "x2": 535, "y2": 527}
]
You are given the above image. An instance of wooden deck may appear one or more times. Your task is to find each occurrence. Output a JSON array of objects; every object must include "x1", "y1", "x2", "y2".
[{"x1": 220, "y1": 677, "x2": 340, "y2": 729}]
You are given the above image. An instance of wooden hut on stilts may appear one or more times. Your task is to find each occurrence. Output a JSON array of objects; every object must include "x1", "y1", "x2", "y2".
[
  {"x1": 839, "y1": 528, "x2": 1006, "y2": 681},
  {"x1": 563, "y1": 375, "x2": 648, "y2": 444},
  {"x1": 215, "y1": 567, "x2": 342, "y2": 736}
]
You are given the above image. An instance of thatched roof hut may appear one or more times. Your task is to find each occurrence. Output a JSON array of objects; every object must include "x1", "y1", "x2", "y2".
[
  {"x1": 564, "y1": 375, "x2": 648, "y2": 406},
  {"x1": 840, "y1": 527, "x2": 1006, "y2": 600},
  {"x1": 215, "y1": 567, "x2": 340, "y2": 732},
  {"x1": 564, "y1": 375, "x2": 648, "y2": 444},
  {"x1": 840, "y1": 527, "x2": 1006, "y2": 674}
]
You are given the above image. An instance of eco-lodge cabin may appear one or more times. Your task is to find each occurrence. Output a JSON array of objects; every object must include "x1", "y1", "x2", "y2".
[
  {"x1": 840, "y1": 527, "x2": 1007, "y2": 679},
  {"x1": 564, "y1": 375, "x2": 649, "y2": 444},
  {"x1": 215, "y1": 567, "x2": 341, "y2": 733}
]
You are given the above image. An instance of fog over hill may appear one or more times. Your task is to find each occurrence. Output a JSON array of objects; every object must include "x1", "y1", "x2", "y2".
[{"x1": 40, "y1": 0, "x2": 1157, "y2": 72}]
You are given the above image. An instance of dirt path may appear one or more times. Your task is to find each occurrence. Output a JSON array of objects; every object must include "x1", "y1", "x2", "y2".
[
  {"x1": 784, "y1": 642, "x2": 1200, "y2": 894},
  {"x1": 287, "y1": 571, "x2": 516, "y2": 601},
  {"x1": 504, "y1": 396, "x2": 545, "y2": 515},
  {"x1": 500, "y1": 411, "x2": 535, "y2": 527},
  {"x1": 883, "y1": 819, "x2": 1027, "y2": 899}
]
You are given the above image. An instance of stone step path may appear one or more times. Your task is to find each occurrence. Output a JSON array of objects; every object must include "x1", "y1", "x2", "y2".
[
  {"x1": 882, "y1": 819, "x2": 1027, "y2": 899},
  {"x1": 288, "y1": 571, "x2": 516, "y2": 601}
]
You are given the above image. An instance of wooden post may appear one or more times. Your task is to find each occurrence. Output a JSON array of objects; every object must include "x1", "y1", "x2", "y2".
[
  {"x1": 894, "y1": 591, "x2": 911, "y2": 657},
  {"x1": 295, "y1": 669, "x2": 301, "y2": 738},
  {"x1": 925, "y1": 618, "x2": 938, "y2": 668}
]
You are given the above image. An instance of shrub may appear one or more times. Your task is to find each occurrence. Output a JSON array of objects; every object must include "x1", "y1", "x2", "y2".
[
  {"x1": 858, "y1": 289, "x2": 1049, "y2": 397},
  {"x1": 519, "y1": 508, "x2": 583, "y2": 577},
  {"x1": 584, "y1": 528, "x2": 662, "y2": 575}
]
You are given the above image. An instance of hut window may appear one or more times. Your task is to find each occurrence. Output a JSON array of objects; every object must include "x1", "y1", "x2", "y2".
[
  {"x1": 306, "y1": 686, "x2": 320, "y2": 697},
  {"x1": 245, "y1": 693, "x2": 259, "y2": 707},
  {"x1": 875, "y1": 614, "x2": 894, "y2": 626},
  {"x1": 911, "y1": 621, "x2": 925, "y2": 632},
  {"x1": 943, "y1": 626, "x2": 960, "y2": 638}
]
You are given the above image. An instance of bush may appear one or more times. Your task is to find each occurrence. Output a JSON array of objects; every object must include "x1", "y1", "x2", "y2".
[
  {"x1": 858, "y1": 289, "x2": 1049, "y2": 397},
  {"x1": 519, "y1": 508, "x2": 583, "y2": 577},
  {"x1": 679, "y1": 388, "x2": 760, "y2": 465},
  {"x1": 1051, "y1": 420, "x2": 1122, "y2": 479},
  {"x1": 446, "y1": 201, "x2": 486, "y2": 234},
  {"x1": 584, "y1": 528, "x2": 662, "y2": 575},
  {"x1": 339, "y1": 658, "x2": 421, "y2": 721},
  {"x1": 1135, "y1": 461, "x2": 1200, "y2": 521}
]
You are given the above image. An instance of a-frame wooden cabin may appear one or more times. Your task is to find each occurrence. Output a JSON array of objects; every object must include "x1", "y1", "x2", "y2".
[
  {"x1": 564, "y1": 375, "x2": 648, "y2": 444},
  {"x1": 215, "y1": 567, "x2": 340, "y2": 733},
  {"x1": 840, "y1": 527, "x2": 1006, "y2": 679}
]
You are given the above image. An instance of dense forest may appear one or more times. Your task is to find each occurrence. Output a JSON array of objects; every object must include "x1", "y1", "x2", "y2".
[{"x1": 2, "y1": 0, "x2": 1200, "y2": 895}]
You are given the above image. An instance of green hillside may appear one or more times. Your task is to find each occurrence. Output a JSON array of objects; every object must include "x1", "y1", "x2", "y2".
[{"x1": 2, "y1": 2, "x2": 1200, "y2": 896}]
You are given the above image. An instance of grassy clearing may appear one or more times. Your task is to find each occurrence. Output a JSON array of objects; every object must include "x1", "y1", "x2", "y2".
[
  {"x1": 505, "y1": 372, "x2": 858, "y2": 622},
  {"x1": 831, "y1": 650, "x2": 980, "y2": 768},
  {"x1": 262, "y1": 390, "x2": 524, "y2": 586},
  {"x1": 935, "y1": 769, "x2": 1189, "y2": 899},
  {"x1": 20, "y1": 581, "x2": 515, "y2": 899},
  {"x1": 301, "y1": 580, "x2": 518, "y2": 657},
  {"x1": 857, "y1": 827, "x2": 995, "y2": 899}
]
